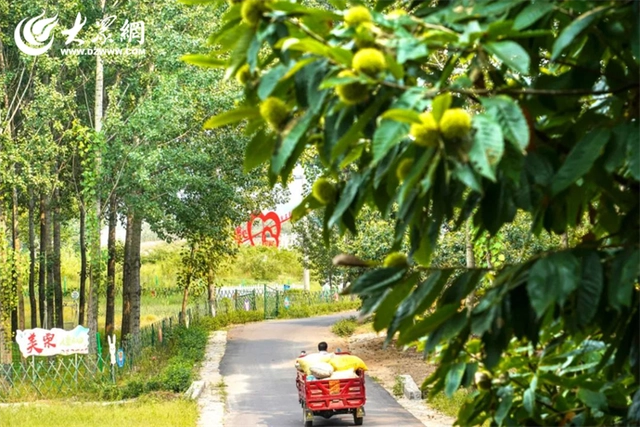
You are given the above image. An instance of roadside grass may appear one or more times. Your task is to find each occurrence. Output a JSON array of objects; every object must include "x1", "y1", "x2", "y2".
[
  {"x1": 331, "y1": 316, "x2": 358, "y2": 337},
  {"x1": 217, "y1": 380, "x2": 228, "y2": 404},
  {"x1": 427, "y1": 389, "x2": 470, "y2": 418},
  {"x1": 0, "y1": 397, "x2": 198, "y2": 427},
  {"x1": 393, "y1": 376, "x2": 404, "y2": 398}
]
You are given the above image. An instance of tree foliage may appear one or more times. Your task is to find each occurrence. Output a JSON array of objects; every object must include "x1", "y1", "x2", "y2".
[{"x1": 187, "y1": 0, "x2": 639, "y2": 425}]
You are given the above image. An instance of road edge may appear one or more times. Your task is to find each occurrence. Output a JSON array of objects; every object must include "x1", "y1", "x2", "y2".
[
  {"x1": 196, "y1": 330, "x2": 227, "y2": 427},
  {"x1": 348, "y1": 333, "x2": 455, "y2": 427}
]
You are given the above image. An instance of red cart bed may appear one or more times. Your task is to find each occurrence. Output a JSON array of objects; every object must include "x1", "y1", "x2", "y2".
[{"x1": 296, "y1": 354, "x2": 366, "y2": 426}]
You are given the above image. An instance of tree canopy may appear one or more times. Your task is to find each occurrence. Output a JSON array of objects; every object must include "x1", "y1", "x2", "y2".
[{"x1": 187, "y1": 0, "x2": 639, "y2": 425}]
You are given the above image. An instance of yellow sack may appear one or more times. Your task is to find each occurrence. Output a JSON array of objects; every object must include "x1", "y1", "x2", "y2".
[
  {"x1": 329, "y1": 354, "x2": 368, "y2": 372},
  {"x1": 296, "y1": 353, "x2": 331, "y2": 375}
]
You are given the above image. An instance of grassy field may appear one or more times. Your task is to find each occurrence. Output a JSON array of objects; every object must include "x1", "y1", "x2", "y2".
[{"x1": 0, "y1": 396, "x2": 198, "y2": 427}]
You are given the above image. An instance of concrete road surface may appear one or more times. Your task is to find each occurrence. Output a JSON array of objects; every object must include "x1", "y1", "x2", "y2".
[{"x1": 220, "y1": 312, "x2": 424, "y2": 427}]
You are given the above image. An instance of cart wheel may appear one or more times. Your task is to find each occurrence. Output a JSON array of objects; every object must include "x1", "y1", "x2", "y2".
[
  {"x1": 353, "y1": 414, "x2": 363, "y2": 426},
  {"x1": 303, "y1": 409, "x2": 313, "y2": 427}
]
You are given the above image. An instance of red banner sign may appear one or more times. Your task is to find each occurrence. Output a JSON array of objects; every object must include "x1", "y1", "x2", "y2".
[{"x1": 235, "y1": 211, "x2": 291, "y2": 247}]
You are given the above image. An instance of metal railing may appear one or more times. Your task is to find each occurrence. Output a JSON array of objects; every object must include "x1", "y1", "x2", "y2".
[{"x1": 0, "y1": 286, "x2": 352, "y2": 401}]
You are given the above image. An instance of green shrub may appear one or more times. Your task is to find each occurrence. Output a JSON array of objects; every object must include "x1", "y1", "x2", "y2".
[
  {"x1": 145, "y1": 378, "x2": 163, "y2": 392},
  {"x1": 90, "y1": 382, "x2": 122, "y2": 400},
  {"x1": 393, "y1": 376, "x2": 404, "y2": 398},
  {"x1": 428, "y1": 389, "x2": 470, "y2": 418},
  {"x1": 122, "y1": 379, "x2": 146, "y2": 399},
  {"x1": 161, "y1": 357, "x2": 193, "y2": 392},
  {"x1": 173, "y1": 324, "x2": 208, "y2": 363},
  {"x1": 331, "y1": 316, "x2": 358, "y2": 337}
]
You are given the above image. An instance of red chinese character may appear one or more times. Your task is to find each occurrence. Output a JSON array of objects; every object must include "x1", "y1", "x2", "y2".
[
  {"x1": 43, "y1": 333, "x2": 56, "y2": 348},
  {"x1": 27, "y1": 333, "x2": 43, "y2": 354}
]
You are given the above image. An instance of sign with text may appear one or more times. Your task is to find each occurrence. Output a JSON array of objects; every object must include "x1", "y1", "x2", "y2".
[{"x1": 15, "y1": 325, "x2": 90, "y2": 357}]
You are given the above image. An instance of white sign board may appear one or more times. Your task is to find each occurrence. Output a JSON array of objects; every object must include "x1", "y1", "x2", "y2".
[{"x1": 15, "y1": 325, "x2": 90, "y2": 357}]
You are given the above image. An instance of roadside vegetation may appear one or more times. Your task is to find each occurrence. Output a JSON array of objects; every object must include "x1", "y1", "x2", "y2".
[
  {"x1": 0, "y1": 397, "x2": 199, "y2": 427},
  {"x1": 331, "y1": 316, "x2": 358, "y2": 337}
]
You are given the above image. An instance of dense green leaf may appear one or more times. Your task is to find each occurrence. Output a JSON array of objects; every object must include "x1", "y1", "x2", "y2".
[
  {"x1": 551, "y1": 7, "x2": 607, "y2": 60},
  {"x1": 629, "y1": 390, "x2": 640, "y2": 424},
  {"x1": 481, "y1": 96, "x2": 530, "y2": 151},
  {"x1": 608, "y1": 249, "x2": 640, "y2": 311},
  {"x1": 244, "y1": 130, "x2": 275, "y2": 172},
  {"x1": 577, "y1": 251, "x2": 603, "y2": 327},
  {"x1": 577, "y1": 388, "x2": 608, "y2": 411},
  {"x1": 626, "y1": 124, "x2": 640, "y2": 180},
  {"x1": 379, "y1": 109, "x2": 422, "y2": 124},
  {"x1": 180, "y1": 54, "x2": 227, "y2": 67},
  {"x1": 345, "y1": 267, "x2": 406, "y2": 295},
  {"x1": 373, "y1": 275, "x2": 418, "y2": 331},
  {"x1": 550, "y1": 129, "x2": 611, "y2": 196},
  {"x1": 271, "y1": 109, "x2": 315, "y2": 174},
  {"x1": 399, "y1": 303, "x2": 459, "y2": 345},
  {"x1": 203, "y1": 107, "x2": 260, "y2": 129},
  {"x1": 484, "y1": 41, "x2": 530, "y2": 75},
  {"x1": 632, "y1": 10, "x2": 640, "y2": 63},
  {"x1": 527, "y1": 252, "x2": 580, "y2": 318},
  {"x1": 332, "y1": 95, "x2": 388, "y2": 158},
  {"x1": 494, "y1": 386, "x2": 514, "y2": 426},
  {"x1": 258, "y1": 65, "x2": 288, "y2": 100},
  {"x1": 282, "y1": 57, "x2": 319, "y2": 80},
  {"x1": 431, "y1": 93, "x2": 452, "y2": 123},
  {"x1": 329, "y1": 174, "x2": 364, "y2": 228},
  {"x1": 523, "y1": 388, "x2": 536, "y2": 415},
  {"x1": 513, "y1": 2, "x2": 555, "y2": 30},
  {"x1": 469, "y1": 114, "x2": 504, "y2": 181},
  {"x1": 372, "y1": 88, "x2": 424, "y2": 163},
  {"x1": 445, "y1": 362, "x2": 466, "y2": 397}
]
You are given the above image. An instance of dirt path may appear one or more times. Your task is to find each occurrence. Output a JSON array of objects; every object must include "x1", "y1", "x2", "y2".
[{"x1": 330, "y1": 329, "x2": 456, "y2": 427}]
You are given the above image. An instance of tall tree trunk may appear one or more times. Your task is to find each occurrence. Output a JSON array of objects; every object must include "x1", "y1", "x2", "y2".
[
  {"x1": 46, "y1": 195, "x2": 54, "y2": 329},
  {"x1": 38, "y1": 195, "x2": 47, "y2": 328},
  {"x1": 0, "y1": 207, "x2": 12, "y2": 362},
  {"x1": 129, "y1": 215, "x2": 142, "y2": 336},
  {"x1": 121, "y1": 211, "x2": 133, "y2": 339},
  {"x1": 11, "y1": 185, "x2": 19, "y2": 336},
  {"x1": 88, "y1": 0, "x2": 106, "y2": 354},
  {"x1": 53, "y1": 188, "x2": 63, "y2": 328},
  {"x1": 105, "y1": 196, "x2": 117, "y2": 337},
  {"x1": 79, "y1": 205, "x2": 87, "y2": 326},
  {"x1": 561, "y1": 232, "x2": 569, "y2": 249},
  {"x1": 207, "y1": 267, "x2": 216, "y2": 316},
  {"x1": 28, "y1": 191, "x2": 37, "y2": 328},
  {"x1": 181, "y1": 245, "x2": 195, "y2": 325}
]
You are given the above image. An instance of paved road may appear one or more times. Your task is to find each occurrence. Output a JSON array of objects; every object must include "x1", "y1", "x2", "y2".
[{"x1": 220, "y1": 312, "x2": 424, "y2": 427}]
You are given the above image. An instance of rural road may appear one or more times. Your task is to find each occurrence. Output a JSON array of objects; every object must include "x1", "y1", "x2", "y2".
[{"x1": 220, "y1": 312, "x2": 424, "y2": 427}]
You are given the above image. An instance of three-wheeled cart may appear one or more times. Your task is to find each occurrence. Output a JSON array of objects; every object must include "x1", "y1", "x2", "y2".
[{"x1": 296, "y1": 353, "x2": 366, "y2": 426}]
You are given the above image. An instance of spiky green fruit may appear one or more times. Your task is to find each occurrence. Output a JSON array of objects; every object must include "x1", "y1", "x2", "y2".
[
  {"x1": 440, "y1": 108, "x2": 472, "y2": 139},
  {"x1": 352, "y1": 48, "x2": 386, "y2": 76},
  {"x1": 236, "y1": 64, "x2": 251, "y2": 85},
  {"x1": 344, "y1": 6, "x2": 372, "y2": 27},
  {"x1": 396, "y1": 158, "x2": 414, "y2": 181},
  {"x1": 410, "y1": 112, "x2": 439, "y2": 147},
  {"x1": 260, "y1": 97, "x2": 289, "y2": 130},
  {"x1": 312, "y1": 178, "x2": 336, "y2": 205},
  {"x1": 241, "y1": 0, "x2": 270, "y2": 27},
  {"x1": 335, "y1": 70, "x2": 368, "y2": 105},
  {"x1": 474, "y1": 371, "x2": 492, "y2": 391},
  {"x1": 383, "y1": 252, "x2": 408, "y2": 268}
]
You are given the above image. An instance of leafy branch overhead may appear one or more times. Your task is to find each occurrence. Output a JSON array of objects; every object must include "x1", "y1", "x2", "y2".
[{"x1": 184, "y1": 0, "x2": 639, "y2": 426}]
